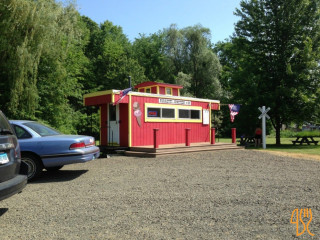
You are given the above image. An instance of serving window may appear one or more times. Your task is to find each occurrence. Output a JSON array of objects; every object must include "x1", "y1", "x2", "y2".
[
  {"x1": 178, "y1": 109, "x2": 201, "y2": 119},
  {"x1": 147, "y1": 107, "x2": 174, "y2": 119},
  {"x1": 145, "y1": 103, "x2": 202, "y2": 122}
]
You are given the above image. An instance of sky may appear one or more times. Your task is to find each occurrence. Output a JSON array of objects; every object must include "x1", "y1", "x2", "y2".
[{"x1": 73, "y1": 0, "x2": 241, "y2": 43}]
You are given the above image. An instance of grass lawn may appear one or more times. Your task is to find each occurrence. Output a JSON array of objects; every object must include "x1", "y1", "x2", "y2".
[
  {"x1": 261, "y1": 137, "x2": 320, "y2": 156},
  {"x1": 216, "y1": 137, "x2": 320, "y2": 156},
  {"x1": 230, "y1": 137, "x2": 320, "y2": 156}
]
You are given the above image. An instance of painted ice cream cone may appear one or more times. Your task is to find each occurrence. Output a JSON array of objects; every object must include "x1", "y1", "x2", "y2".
[{"x1": 133, "y1": 102, "x2": 142, "y2": 127}]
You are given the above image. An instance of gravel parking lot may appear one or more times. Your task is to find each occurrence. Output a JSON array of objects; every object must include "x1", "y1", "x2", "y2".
[{"x1": 1, "y1": 150, "x2": 320, "y2": 240}]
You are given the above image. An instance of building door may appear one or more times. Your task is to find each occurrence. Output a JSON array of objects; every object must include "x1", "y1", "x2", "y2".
[{"x1": 108, "y1": 104, "x2": 119, "y2": 145}]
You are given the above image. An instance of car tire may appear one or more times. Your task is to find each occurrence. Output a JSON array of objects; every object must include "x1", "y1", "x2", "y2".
[
  {"x1": 45, "y1": 166, "x2": 64, "y2": 172},
  {"x1": 22, "y1": 154, "x2": 43, "y2": 181}
]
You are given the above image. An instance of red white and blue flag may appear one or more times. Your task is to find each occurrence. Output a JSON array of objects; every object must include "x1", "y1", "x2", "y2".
[
  {"x1": 228, "y1": 104, "x2": 240, "y2": 122},
  {"x1": 113, "y1": 87, "x2": 132, "y2": 105}
]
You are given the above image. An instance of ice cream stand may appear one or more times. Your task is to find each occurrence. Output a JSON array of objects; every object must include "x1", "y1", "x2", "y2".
[{"x1": 83, "y1": 81, "x2": 221, "y2": 148}]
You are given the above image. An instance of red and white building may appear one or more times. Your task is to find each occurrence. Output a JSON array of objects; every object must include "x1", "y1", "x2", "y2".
[{"x1": 83, "y1": 81, "x2": 220, "y2": 147}]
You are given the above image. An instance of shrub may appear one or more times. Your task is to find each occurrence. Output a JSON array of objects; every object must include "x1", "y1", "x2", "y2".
[{"x1": 295, "y1": 130, "x2": 320, "y2": 137}]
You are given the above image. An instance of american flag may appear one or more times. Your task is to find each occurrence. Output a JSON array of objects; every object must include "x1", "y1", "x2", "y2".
[
  {"x1": 228, "y1": 104, "x2": 240, "y2": 122},
  {"x1": 113, "y1": 88, "x2": 132, "y2": 105}
]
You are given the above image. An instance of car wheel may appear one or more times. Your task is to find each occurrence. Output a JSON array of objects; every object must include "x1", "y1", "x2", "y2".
[
  {"x1": 22, "y1": 154, "x2": 43, "y2": 181},
  {"x1": 45, "y1": 166, "x2": 64, "y2": 172}
]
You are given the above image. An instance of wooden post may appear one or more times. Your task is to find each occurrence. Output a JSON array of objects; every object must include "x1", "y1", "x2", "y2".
[
  {"x1": 231, "y1": 128, "x2": 236, "y2": 144},
  {"x1": 211, "y1": 128, "x2": 216, "y2": 144},
  {"x1": 185, "y1": 128, "x2": 191, "y2": 146},
  {"x1": 153, "y1": 129, "x2": 159, "y2": 149}
]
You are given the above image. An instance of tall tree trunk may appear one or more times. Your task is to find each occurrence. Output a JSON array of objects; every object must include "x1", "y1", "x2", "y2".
[{"x1": 275, "y1": 115, "x2": 281, "y2": 145}]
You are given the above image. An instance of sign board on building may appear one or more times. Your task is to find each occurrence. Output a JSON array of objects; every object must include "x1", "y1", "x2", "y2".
[
  {"x1": 159, "y1": 99, "x2": 191, "y2": 105},
  {"x1": 203, "y1": 109, "x2": 210, "y2": 125}
]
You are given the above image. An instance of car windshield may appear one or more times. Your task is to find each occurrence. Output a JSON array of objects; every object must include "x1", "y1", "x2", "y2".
[{"x1": 23, "y1": 122, "x2": 60, "y2": 136}]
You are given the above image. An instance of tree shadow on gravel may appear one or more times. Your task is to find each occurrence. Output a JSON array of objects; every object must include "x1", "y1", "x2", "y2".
[
  {"x1": 0, "y1": 208, "x2": 8, "y2": 216},
  {"x1": 30, "y1": 170, "x2": 88, "y2": 184}
]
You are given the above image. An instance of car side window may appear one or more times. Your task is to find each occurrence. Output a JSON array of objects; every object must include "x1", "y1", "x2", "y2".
[{"x1": 13, "y1": 125, "x2": 32, "y2": 139}]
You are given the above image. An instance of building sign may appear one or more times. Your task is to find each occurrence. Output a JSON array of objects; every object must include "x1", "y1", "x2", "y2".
[
  {"x1": 147, "y1": 108, "x2": 160, "y2": 117},
  {"x1": 159, "y1": 99, "x2": 191, "y2": 105}
]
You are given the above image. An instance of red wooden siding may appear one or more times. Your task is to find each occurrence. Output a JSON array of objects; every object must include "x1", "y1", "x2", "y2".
[
  {"x1": 100, "y1": 105, "x2": 108, "y2": 145},
  {"x1": 211, "y1": 103, "x2": 219, "y2": 110},
  {"x1": 151, "y1": 87, "x2": 157, "y2": 94},
  {"x1": 114, "y1": 94, "x2": 129, "y2": 104},
  {"x1": 85, "y1": 95, "x2": 111, "y2": 106},
  {"x1": 139, "y1": 89, "x2": 144, "y2": 93},
  {"x1": 130, "y1": 96, "x2": 211, "y2": 146},
  {"x1": 172, "y1": 88, "x2": 179, "y2": 96},
  {"x1": 119, "y1": 104, "x2": 129, "y2": 147},
  {"x1": 159, "y1": 87, "x2": 165, "y2": 95}
]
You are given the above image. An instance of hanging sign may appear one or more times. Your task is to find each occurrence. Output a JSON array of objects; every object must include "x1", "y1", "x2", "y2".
[{"x1": 203, "y1": 109, "x2": 210, "y2": 125}]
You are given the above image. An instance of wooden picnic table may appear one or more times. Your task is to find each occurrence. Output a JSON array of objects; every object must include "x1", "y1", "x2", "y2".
[
  {"x1": 239, "y1": 136, "x2": 255, "y2": 146},
  {"x1": 292, "y1": 136, "x2": 318, "y2": 145}
]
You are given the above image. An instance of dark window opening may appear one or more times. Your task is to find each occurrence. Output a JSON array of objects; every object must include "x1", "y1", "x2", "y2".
[
  {"x1": 162, "y1": 109, "x2": 175, "y2": 118},
  {"x1": 179, "y1": 109, "x2": 189, "y2": 118}
]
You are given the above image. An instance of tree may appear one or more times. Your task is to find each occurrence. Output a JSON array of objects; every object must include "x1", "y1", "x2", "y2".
[
  {"x1": 132, "y1": 32, "x2": 169, "y2": 82},
  {"x1": 218, "y1": 0, "x2": 320, "y2": 144},
  {"x1": 84, "y1": 20, "x2": 146, "y2": 90},
  {"x1": 182, "y1": 25, "x2": 222, "y2": 98},
  {"x1": 0, "y1": 0, "x2": 90, "y2": 133}
]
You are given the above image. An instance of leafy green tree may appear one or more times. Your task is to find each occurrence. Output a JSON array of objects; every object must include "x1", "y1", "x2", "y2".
[
  {"x1": 182, "y1": 25, "x2": 222, "y2": 98},
  {"x1": 163, "y1": 24, "x2": 185, "y2": 78},
  {"x1": 0, "y1": 0, "x2": 49, "y2": 119},
  {"x1": 133, "y1": 24, "x2": 222, "y2": 98},
  {"x1": 0, "y1": 0, "x2": 89, "y2": 133},
  {"x1": 132, "y1": 32, "x2": 171, "y2": 83},
  {"x1": 217, "y1": 0, "x2": 320, "y2": 144},
  {"x1": 162, "y1": 25, "x2": 222, "y2": 99},
  {"x1": 36, "y1": 6, "x2": 89, "y2": 133},
  {"x1": 175, "y1": 72, "x2": 192, "y2": 96},
  {"x1": 83, "y1": 20, "x2": 146, "y2": 90}
]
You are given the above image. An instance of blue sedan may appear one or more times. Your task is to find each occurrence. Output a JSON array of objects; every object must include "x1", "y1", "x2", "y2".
[{"x1": 10, "y1": 120, "x2": 100, "y2": 180}]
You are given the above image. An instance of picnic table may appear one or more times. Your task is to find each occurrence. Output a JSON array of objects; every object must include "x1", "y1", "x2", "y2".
[
  {"x1": 292, "y1": 136, "x2": 318, "y2": 145},
  {"x1": 239, "y1": 136, "x2": 255, "y2": 146}
]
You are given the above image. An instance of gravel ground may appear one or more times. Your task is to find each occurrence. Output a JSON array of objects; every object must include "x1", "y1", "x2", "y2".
[{"x1": 1, "y1": 150, "x2": 320, "y2": 240}]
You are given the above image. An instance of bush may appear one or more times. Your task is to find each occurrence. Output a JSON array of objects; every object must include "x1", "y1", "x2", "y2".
[
  {"x1": 269, "y1": 129, "x2": 298, "y2": 138},
  {"x1": 295, "y1": 130, "x2": 320, "y2": 137}
]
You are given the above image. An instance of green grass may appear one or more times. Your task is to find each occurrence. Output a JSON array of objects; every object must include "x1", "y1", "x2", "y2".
[{"x1": 247, "y1": 137, "x2": 320, "y2": 156}]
